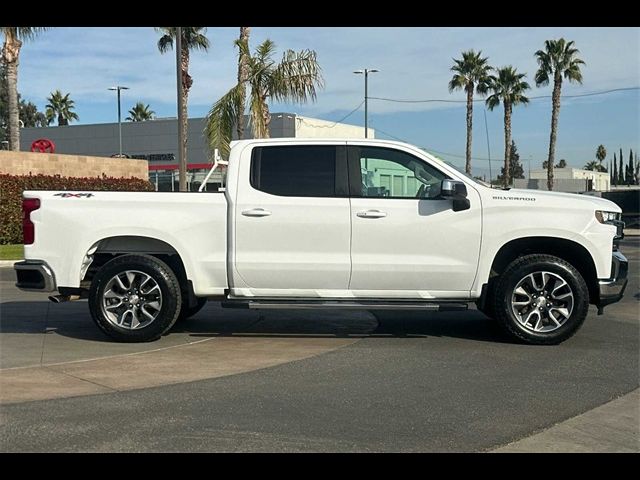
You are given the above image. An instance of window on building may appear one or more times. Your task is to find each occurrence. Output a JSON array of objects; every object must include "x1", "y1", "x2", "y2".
[
  {"x1": 251, "y1": 146, "x2": 338, "y2": 197},
  {"x1": 354, "y1": 147, "x2": 447, "y2": 199}
]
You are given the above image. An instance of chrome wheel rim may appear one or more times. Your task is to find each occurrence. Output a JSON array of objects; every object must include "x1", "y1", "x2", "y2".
[
  {"x1": 511, "y1": 271, "x2": 574, "y2": 333},
  {"x1": 101, "y1": 270, "x2": 163, "y2": 330}
]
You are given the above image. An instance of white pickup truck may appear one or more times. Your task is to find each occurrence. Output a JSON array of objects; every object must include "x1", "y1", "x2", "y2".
[{"x1": 15, "y1": 139, "x2": 628, "y2": 345}]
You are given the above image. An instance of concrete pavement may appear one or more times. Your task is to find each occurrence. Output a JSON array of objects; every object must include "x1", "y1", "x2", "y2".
[
  {"x1": 1, "y1": 238, "x2": 638, "y2": 452},
  {"x1": 493, "y1": 389, "x2": 640, "y2": 452}
]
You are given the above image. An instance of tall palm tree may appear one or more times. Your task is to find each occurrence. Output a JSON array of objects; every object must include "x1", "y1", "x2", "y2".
[
  {"x1": 535, "y1": 38, "x2": 585, "y2": 191},
  {"x1": 1, "y1": 27, "x2": 47, "y2": 150},
  {"x1": 45, "y1": 90, "x2": 79, "y2": 126},
  {"x1": 156, "y1": 27, "x2": 210, "y2": 179},
  {"x1": 126, "y1": 102, "x2": 155, "y2": 122},
  {"x1": 206, "y1": 39, "x2": 323, "y2": 156},
  {"x1": 485, "y1": 66, "x2": 530, "y2": 188},
  {"x1": 236, "y1": 27, "x2": 251, "y2": 140},
  {"x1": 448, "y1": 50, "x2": 492, "y2": 175},
  {"x1": 595, "y1": 144, "x2": 607, "y2": 170}
]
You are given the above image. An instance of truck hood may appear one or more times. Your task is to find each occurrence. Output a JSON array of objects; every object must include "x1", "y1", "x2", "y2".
[{"x1": 494, "y1": 188, "x2": 621, "y2": 213}]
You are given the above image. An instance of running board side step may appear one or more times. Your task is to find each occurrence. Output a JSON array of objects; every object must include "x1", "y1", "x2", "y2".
[{"x1": 221, "y1": 299, "x2": 469, "y2": 311}]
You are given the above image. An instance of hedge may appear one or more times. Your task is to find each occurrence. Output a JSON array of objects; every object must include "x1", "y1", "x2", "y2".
[{"x1": 0, "y1": 173, "x2": 155, "y2": 245}]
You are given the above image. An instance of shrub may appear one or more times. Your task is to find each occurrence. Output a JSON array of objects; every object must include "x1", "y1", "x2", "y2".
[{"x1": 0, "y1": 173, "x2": 155, "y2": 245}]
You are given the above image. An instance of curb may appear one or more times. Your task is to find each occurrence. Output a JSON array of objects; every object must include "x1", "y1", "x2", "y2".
[{"x1": 0, "y1": 260, "x2": 19, "y2": 268}]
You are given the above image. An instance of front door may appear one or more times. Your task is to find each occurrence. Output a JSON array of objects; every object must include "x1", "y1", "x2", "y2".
[
  {"x1": 348, "y1": 145, "x2": 481, "y2": 297},
  {"x1": 233, "y1": 143, "x2": 352, "y2": 295}
]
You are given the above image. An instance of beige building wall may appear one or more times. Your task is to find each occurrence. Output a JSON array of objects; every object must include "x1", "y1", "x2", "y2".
[
  {"x1": 0, "y1": 151, "x2": 148, "y2": 180},
  {"x1": 294, "y1": 116, "x2": 374, "y2": 139},
  {"x1": 529, "y1": 168, "x2": 610, "y2": 192}
]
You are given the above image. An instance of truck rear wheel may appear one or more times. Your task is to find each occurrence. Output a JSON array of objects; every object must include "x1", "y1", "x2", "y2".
[
  {"x1": 491, "y1": 254, "x2": 589, "y2": 345},
  {"x1": 89, "y1": 254, "x2": 182, "y2": 342}
]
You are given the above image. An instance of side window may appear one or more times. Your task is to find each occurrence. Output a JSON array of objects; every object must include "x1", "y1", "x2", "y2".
[
  {"x1": 353, "y1": 147, "x2": 447, "y2": 199},
  {"x1": 251, "y1": 146, "x2": 339, "y2": 197}
]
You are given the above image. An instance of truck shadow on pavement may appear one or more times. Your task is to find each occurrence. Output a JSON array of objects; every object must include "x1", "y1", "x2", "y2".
[{"x1": 0, "y1": 300, "x2": 512, "y2": 344}]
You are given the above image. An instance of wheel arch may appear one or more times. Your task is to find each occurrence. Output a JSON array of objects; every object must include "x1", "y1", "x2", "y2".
[
  {"x1": 81, "y1": 236, "x2": 190, "y2": 297},
  {"x1": 484, "y1": 236, "x2": 599, "y2": 305}
]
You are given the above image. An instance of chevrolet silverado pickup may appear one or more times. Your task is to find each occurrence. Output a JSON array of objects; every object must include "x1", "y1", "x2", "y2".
[{"x1": 15, "y1": 139, "x2": 628, "y2": 344}]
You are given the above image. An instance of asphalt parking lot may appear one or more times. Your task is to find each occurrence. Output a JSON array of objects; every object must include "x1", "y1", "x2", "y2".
[{"x1": 0, "y1": 239, "x2": 638, "y2": 452}]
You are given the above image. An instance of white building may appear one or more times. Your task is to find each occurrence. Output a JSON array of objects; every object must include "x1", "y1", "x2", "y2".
[{"x1": 515, "y1": 168, "x2": 610, "y2": 192}]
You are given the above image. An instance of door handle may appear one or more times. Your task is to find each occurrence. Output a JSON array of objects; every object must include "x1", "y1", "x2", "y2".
[
  {"x1": 242, "y1": 208, "x2": 272, "y2": 217},
  {"x1": 356, "y1": 209, "x2": 387, "y2": 219}
]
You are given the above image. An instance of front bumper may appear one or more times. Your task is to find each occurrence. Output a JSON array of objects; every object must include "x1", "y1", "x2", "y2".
[
  {"x1": 597, "y1": 251, "x2": 628, "y2": 313},
  {"x1": 14, "y1": 260, "x2": 57, "y2": 292}
]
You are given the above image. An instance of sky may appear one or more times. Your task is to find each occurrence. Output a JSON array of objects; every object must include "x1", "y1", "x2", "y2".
[{"x1": 8, "y1": 26, "x2": 640, "y2": 177}]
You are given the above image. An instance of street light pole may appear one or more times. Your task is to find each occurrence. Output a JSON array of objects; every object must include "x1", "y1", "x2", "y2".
[
  {"x1": 354, "y1": 68, "x2": 378, "y2": 138},
  {"x1": 108, "y1": 86, "x2": 129, "y2": 156}
]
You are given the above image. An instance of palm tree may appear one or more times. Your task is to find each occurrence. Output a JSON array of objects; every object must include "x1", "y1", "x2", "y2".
[
  {"x1": 485, "y1": 66, "x2": 530, "y2": 188},
  {"x1": 584, "y1": 160, "x2": 600, "y2": 171},
  {"x1": 236, "y1": 27, "x2": 251, "y2": 140},
  {"x1": 45, "y1": 90, "x2": 79, "y2": 126},
  {"x1": 448, "y1": 50, "x2": 492, "y2": 175},
  {"x1": 156, "y1": 27, "x2": 210, "y2": 189},
  {"x1": 126, "y1": 102, "x2": 155, "y2": 122},
  {"x1": 1, "y1": 27, "x2": 48, "y2": 150},
  {"x1": 595, "y1": 144, "x2": 607, "y2": 170},
  {"x1": 535, "y1": 39, "x2": 585, "y2": 191},
  {"x1": 556, "y1": 158, "x2": 567, "y2": 168},
  {"x1": 206, "y1": 39, "x2": 324, "y2": 156}
]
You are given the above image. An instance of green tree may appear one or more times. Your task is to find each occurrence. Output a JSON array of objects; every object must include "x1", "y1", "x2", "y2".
[
  {"x1": 627, "y1": 148, "x2": 634, "y2": 185},
  {"x1": 235, "y1": 27, "x2": 251, "y2": 140},
  {"x1": 156, "y1": 27, "x2": 210, "y2": 190},
  {"x1": 618, "y1": 148, "x2": 624, "y2": 184},
  {"x1": 612, "y1": 153, "x2": 618, "y2": 186},
  {"x1": 497, "y1": 140, "x2": 524, "y2": 183},
  {"x1": 45, "y1": 90, "x2": 78, "y2": 126},
  {"x1": 635, "y1": 153, "x2": 639, "y2": 185},
  {"x1": 448, "y1": 50, "x2": 492, "y2": 175},
  {"x1": 126, "y1": 102, "x2": 155, "y2": 122},
  {"x1": 485, "y1": 66, "x2": 530, "y2": 188},
  {"x1": 1, "y1": 27, "x2": 48, "y2": 150},
  {"x1": 584, "y1": 160, "x2": 600, "y2": 171},
  {"x1": 206, "y1": 39, "x2": 324, "y2": 156},
  {"x1": 1, "y1": 64, "x2": 47, "y2": 144},
  {"x1": 595, "y1": 144, "x2": 606, "y2": 171},
  {"x1": 535, "y1": 38, "x2": 585, "y2": 191},
  {"x1": 556, "y1": 158, "x2": 567, "y2": 168}
]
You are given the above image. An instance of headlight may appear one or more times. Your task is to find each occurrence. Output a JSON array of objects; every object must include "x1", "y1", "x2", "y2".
[{"x1": 595, "y1": 210, "x2": 621, "y2": 224}]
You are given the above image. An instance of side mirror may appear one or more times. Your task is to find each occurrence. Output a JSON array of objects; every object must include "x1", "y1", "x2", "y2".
[{"x1": 440, "y1": 179, "x2": 470, "y2": 212}]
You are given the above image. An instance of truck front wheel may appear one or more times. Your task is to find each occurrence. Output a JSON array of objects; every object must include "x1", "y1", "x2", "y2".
[
  {"x1": 491, "y1": 254, "x2": 589, "y2": 345},
  {"x1": 89, "y1": 254, "x2": 182, "y2": 342}
]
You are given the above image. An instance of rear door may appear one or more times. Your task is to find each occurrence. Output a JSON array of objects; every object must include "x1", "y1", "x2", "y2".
[{"x1": 233, "y1": 143, "x2": 352, "y2": 294}]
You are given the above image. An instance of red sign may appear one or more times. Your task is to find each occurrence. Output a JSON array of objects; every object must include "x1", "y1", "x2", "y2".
[{"x1": 31, "y1": 138, "x2": 56, "y2": 153}]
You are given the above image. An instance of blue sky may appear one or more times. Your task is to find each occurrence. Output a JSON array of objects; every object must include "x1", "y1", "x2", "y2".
[{"x1": 9, "y1": 26, "x2": 640, "y2": 177}]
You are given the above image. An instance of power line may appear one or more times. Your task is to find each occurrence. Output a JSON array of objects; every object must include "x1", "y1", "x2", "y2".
[
  {"x1": 297, "y1": 100, "x2": 364, "y2": 128},
  {"x1": 368, "y1": 86, "x2": 640, "y2": 104},
  {"x1": 372, "y1": 125, "x2": 507, "y2": 163}
]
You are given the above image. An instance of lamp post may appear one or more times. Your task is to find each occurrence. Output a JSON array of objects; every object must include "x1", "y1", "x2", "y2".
[
  {"x1": 108, "y1": 86, "x2": 129, "y2": 156},
  {"x1": 353, "y1": 68, "x2": 378, "y2": 138}
]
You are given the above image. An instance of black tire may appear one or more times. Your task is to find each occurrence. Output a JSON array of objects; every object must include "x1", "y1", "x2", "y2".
[
  {"x1": 491, "y1": 254, "x2": 589, "y2": 345},
  {"x1": 177, "y1": 296, "x2": 207, "y2": 321},
  {"x1": 89, "y1": 254, "x2": 182, "y2": 342}
]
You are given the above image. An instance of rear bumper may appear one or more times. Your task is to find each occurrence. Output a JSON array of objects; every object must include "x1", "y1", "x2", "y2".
[
  {"x1": 14, "y1": 260, "x2": 57, "y2": 292},
  {"x1": 597, "y1": 251, "x2": 628, "y2": 312}
]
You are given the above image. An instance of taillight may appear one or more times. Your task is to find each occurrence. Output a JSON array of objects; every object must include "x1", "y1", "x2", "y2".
[{"x1": 22, "y1": 198, "x2": 40, "y2": 245}]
